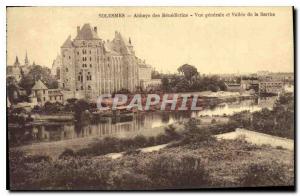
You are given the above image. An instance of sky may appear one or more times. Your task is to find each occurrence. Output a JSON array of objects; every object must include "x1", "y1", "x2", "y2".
[{"x1": 7, "y1": 7, "x2": 294, "y2": 74}]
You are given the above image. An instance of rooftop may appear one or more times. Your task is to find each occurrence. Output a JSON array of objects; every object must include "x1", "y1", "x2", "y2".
[{"x1": 32, "y1": 79, "x2": 48, "y2": 90}]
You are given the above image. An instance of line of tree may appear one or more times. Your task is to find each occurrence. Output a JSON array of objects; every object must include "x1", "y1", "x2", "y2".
[
  {"x1": 161, "y1": 64, "x2": 227, "y2": 92},
  {"x1": 229, "y1": 93, "x2": 294, "y2": 139}
]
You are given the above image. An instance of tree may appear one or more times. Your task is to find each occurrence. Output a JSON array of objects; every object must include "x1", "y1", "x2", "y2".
[
  {"x1": 43, "y1": 102, "x2": 64, "y2": 113},
  {"x1": 74, "y1": 99, "x2": 90, "y2": 121},
  {"x1": 175, "y1": 78, "x2": 190, "y2": 92},
  {"x1": 161, "y1": 77, "x2": 170, "y2": 92},
  {"x1": 7, "y1": 77, "x2": 19, "y2": 104},
  {"x1": 19, "y1": 65, "x2": 58, "y2": 94},
  {"x1": 177, "y1": 64, "x2": 199, "y2": 84},
  {"x1": 151, "y1": 70, "x2": 161, "y2": 79}
]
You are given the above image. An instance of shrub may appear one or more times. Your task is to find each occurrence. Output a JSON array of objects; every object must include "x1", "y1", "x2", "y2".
[
  {"x1": 164, "y1": 125, "x2": 181, "y2": 140},
  {"x1": 146, "y1": 154, "x2": 212, "y2": 189},
  {"x1": 59, "y1": 148, "x2": 76, "y2": 159},
  {"x1": 240, "y1": 161, "x2": 293, "y2": 187}
]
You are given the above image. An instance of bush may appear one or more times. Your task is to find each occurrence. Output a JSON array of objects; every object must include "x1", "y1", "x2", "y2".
[
  {"x1": 59, "y1": 148, "x2": 76, "y2": 159},
  {"x1": 146, "y1": 154, "x2": 212, "y2": 189},
  {"x1": 164, "y1": 125, "x2": 182, "y2": 140},
  {"x1": 240, "y1": 161, "x2": 293, "y2": 187},
  {"x1": 76, "y1": 127, "x2": 182, "y2": 157}
]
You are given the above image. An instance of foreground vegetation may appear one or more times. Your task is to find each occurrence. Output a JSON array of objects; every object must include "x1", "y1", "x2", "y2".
[
  {"x1": 9, "y1": 138, "x2": 293, "y2": 190},
  {"x1": 9, "y1": 118, "x2": 294, "y2": 190},
  {"x1": 230, "y1": 93, "x2": 294, "y2": 139}
]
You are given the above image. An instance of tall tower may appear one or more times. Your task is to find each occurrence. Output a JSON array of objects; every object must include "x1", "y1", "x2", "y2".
[
  {"x1": 13, "y1": 56, "x2": 20, "y2": 67},
  {"x1": 24, "y1": 51, "x2": 29, "y2": 66}
]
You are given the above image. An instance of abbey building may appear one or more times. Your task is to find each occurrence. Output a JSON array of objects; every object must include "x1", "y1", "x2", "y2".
[{"x1": 60, "y1": 23, "x2": 145, "y2": 100}]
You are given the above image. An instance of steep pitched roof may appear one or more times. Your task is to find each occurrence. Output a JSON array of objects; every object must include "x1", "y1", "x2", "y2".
[
  {"x1": 32, "y1": 79, "x2": 48, "y2": 90},
  {"x1": 104, "y1": 41, "x2": 121, "y2": 56},
  {"x1": 75, "y1": 23, "x2": 100, "y2": 40},
  {"x1": 61, "y1": 35, "x2": 73, "y2": 48}
]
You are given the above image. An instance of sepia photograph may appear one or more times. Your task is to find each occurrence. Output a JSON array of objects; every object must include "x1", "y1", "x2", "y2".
[{"x1": 6, "y1": 6, "x2": 294, "y2": 190}]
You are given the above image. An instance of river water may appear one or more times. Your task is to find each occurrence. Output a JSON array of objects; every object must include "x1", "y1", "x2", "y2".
[{"x1": 9, "y1": 96, "x2": 277, "y2": 147}]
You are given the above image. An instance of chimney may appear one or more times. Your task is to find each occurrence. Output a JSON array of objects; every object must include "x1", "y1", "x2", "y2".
[
  {"x1": 77, "y1": 26, "x2": 80, "y2": 35},
  {"x1": 94, "y1": 26, "x2": 97, "y2": 33}
]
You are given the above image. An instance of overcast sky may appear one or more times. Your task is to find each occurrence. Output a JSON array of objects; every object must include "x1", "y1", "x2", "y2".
[{"x1": 7, "y1": 7, "x2": 293, "y2": 74}]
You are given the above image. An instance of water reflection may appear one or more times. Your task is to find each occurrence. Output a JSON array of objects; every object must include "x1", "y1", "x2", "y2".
[{"x1": 9, "y1": 97, "x2": 277, "y2": 147}]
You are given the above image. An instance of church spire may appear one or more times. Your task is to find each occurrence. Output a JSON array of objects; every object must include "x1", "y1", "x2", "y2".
[
  {"x1": 13, "y1": 56, "x2": 20, "y2": 67},
  {"x1": 25, "y1": 51, "x2": 29, "y2": 66}
]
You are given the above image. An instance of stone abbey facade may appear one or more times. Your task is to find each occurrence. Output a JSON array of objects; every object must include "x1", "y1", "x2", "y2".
[{"x1": 60, "y1": 23, "x2": 141, "y2": 99}]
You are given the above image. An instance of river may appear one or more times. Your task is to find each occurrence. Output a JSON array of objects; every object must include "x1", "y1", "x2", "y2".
[{"x1": 9, "y1": 96, "x2": 277, "y2": 147}]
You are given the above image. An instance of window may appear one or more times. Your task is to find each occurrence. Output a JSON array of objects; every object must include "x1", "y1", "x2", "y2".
[
  {"x1": 78, "y1": 72, "x2": 83, "y2": 81},
  {"x1": 90, "y1": 64, "x2": 92, "y2": 68},
  {"x1": 89, "y1": 50, "x2": 91, "y2": 54},
  {"x1": 90, "y1": 57, "x2": 92, "y2": 61},
  {"x1": 87, "y1": 72, "x2": 92, "y2": 81},
  {"x1": 69, "y1": 56, "x2": 71, "y2": 59},
  {"x1": 43, "y1": 90, "x2": 45, "y2": 94},
  {"x1": 88, "y1": 85, "x2": 91, "y2": 90},
  {"x1": 81, "y1": 86, "x2": 83, "y2": 90},
  {"x1": 43, "y1": 97, "x2": 46, "y2": 101},
  {"x1": 66, "y1": 68, "x2": 68, "y2": 72},
  {"x1": 77, "y1": 52, "x2": 79, "y2": 55}
]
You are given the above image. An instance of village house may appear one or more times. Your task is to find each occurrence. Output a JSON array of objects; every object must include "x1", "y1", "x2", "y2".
[{"x1": 30, "y1": 80, "x2": 64, "y2": 106}]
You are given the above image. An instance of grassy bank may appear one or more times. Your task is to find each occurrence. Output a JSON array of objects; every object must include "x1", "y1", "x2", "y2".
[
  {"x1": 9, "y1": 137, "x2": 294, "y2": 190},
  {"x1": 57, "y1": 119, "x2": 237, "y2": 158}
]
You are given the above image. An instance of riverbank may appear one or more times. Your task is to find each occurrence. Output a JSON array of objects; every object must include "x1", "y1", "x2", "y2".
[{"x1": 10, "y1": 115, "x2": 230, "y2": 158}]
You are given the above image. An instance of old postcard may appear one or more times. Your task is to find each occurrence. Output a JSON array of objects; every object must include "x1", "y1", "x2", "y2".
[{"x1": 7, "y1": 7, "x2": 294, "y2": 190}]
